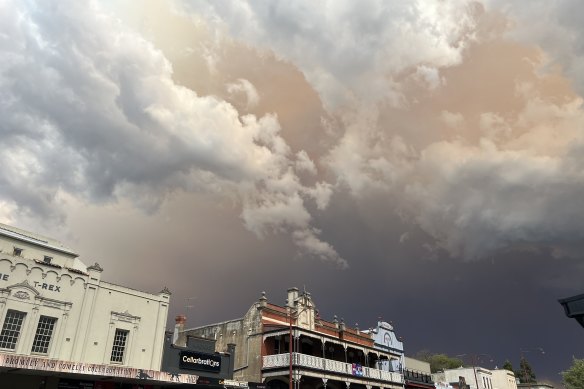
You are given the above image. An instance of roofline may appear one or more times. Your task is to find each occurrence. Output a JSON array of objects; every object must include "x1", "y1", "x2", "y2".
[
  {"x1": 558, "y1": 293, "x2": 584, "y2": 304},
  {"x1": 0, "y1": 226, "x2": 78, "y2": 257},
  {"x1": 184, "y1": 317, "x2": 245, "y2": 332}
]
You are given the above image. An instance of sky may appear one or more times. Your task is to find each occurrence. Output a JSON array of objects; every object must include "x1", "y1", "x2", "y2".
[{"x1": 1, "y1": 0, "x2": 584, "y2": 385}]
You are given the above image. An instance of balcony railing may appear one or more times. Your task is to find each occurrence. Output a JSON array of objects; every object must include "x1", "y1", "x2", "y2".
[
  {"x1": 262, "y1": 353, "x2": 404, "y2": 384},
  {"x1": 403, "y1": 369, "x2": 433, "y2": 384}
]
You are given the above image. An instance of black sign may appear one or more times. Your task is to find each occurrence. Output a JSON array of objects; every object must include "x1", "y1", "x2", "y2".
[{"x1": 179, "y1": 351, "x2": 221, "y2": 372}]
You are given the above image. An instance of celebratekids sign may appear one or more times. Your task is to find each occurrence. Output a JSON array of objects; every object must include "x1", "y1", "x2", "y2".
[{"x1": 0, "y1": 353, "x2": 199, "y2": 384}]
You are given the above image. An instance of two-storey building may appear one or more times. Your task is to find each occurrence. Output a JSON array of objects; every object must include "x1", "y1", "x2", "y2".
[
  {"x1": 183, "y1": 288, "x2": 405, "y2": 389},
  {"x1": 0, "y1": 222, "x2": 181, "y2": 387},
  {"x1": 433, "y1": 367, "x2": 519, "y2": 389}
]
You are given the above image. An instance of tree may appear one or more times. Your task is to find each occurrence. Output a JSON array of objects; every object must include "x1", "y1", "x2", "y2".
[
  {"x1": 414, "y1": 350, "x2": 463, "y2": 373},
  {"x1": 562, "y1": 358, "x2": 584, "y2": 389},
  {"x1": 502, "y1": 360, "x2": 514, "y2": 372},
  {"x1": 515, "y1": 357, "x2": 536, "y2": 383}
]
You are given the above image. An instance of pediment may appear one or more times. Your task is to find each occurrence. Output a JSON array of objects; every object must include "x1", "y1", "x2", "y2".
[
  {"x1": 0, "y1": 280, "x2": 72, "y2": 310},
  {"x1": 2, "y1": 280, "x2": 41, "y2": 298}
]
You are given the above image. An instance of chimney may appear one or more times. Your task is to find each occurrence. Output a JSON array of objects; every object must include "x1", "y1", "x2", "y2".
[
  {"x1": 287, "y1": 287, "x2": 299, "y2": 308},
  {"x1": 173, "y1": 315, "x2": 187, "y2": 347},
  {"x1": 258, "y1": 291, "x2": 267, "y2": 308}
]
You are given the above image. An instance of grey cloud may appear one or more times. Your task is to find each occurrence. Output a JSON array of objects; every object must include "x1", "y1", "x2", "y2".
[
  {"x1": 183, "y1": 0, "x2": 584, "y2": 260},
  {"x1": 6, "y1": 0, "x2": 584, "y2": 266},
  {"x1": 179, "y1": 0, "x2": 480, "y2": 110},
  {"x1": 0, "y1": 0, "x2": 344, "y2": 267},
  {"x1": 484, "y1": 0, "x2": 584, "y2": 96}
]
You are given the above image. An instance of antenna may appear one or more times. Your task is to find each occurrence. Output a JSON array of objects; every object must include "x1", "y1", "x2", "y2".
[{"x1": 185, "y1": 296, "x2": 197, "y2": 313}]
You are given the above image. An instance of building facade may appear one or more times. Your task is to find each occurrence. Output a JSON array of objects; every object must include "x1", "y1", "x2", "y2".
[
  {"x1": 491, "y1": 369, "x2": 518, "y2": 389},
  {"x1": 0, "y1": 223, "x2": 172, "y2": 387},
  {"x1": 433, "y1": 367, "x2": 493, "y2": 389},
  {"x1": 403, "y1": 357, "x2": 433, "y2": 389},
  {"x1": 161, "y1": 314, "x2": 237, "y2": 387},
  {"x1": 183, "y1": 288, "x2": 405, "y2": 389},
  {"x1": 433, "y1": 367, "x2": 518, "y2": 389}
]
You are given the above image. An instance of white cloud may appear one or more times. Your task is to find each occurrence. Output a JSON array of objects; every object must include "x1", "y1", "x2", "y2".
[
  {"x1": 400, "y1": 93, "x2": 584, "y2": 259},
  {"x1": 177, "y1": 0, "x2": 584, "y2": 262},
  {"x1": 294, "y1": 150, "x2": 317, "y2": 175},
  {"x1": 484, "y1": 0, "x2": 584, "y2": 96},
  {"x1": 180, "y1": 0, "x2": 479, "y2": 110},
  {"x1": 441, "y1": 110, "x2": 465, "y2": 129},
  {"x1": 7, "y1": 0, "x2": 584, "y2": 266},
  {"x1": 0, "y1": 0, "x2": 344, "y2": 266},
  {"x1": 226, "y1": 78, "x2": 260, "y2": 110}
]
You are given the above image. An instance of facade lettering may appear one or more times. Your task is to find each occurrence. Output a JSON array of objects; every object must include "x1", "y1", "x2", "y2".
[
  {"x1": 32, "y1": 281, "x2": 61, "y2": 292},
  {"x1": 0, "y1": 222, "x2": 170, "y2": 373},
  {"x1": 179, "y1": 351, "x2": 222, "y2": 372},
  {"x1": 0, "y1": 353, "x2": 199, "y2": 384}
]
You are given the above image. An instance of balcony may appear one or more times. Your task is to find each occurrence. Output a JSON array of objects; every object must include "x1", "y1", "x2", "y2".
[
  {"x1": 263, "y1": 353, "x2": 404, "y2": 384},
  {"x1": 403, "y1": 369, "x2": 433, "y2": 384}
]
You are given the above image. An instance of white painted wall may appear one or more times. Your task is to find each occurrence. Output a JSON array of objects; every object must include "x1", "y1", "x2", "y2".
[
  {"x1": 434, "y1": 367, "x2": 494, "y2": 389},
  {"x1": 0, "y1": 223, "x2": 169, "y2": 370},
  {"x1": 491, "y1": 369, "x2": 518, "y2": 389}
]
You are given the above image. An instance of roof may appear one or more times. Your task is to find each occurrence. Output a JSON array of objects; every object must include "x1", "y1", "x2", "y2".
[
  {"x1": 559, "y1": 293, "x2": 584, "y2": 328},
  {"x1": 0, "y1": 223, "x2": 78, "y2": 257}
]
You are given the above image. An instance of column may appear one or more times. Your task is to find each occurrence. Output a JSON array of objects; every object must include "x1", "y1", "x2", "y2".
[{"x1": 71, "y1": 283, "x2": 98, "y2": 361}]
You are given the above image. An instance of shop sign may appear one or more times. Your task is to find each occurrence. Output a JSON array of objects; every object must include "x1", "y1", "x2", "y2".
[
  {"x1": 0, "y1": 353, "x2": 199, "y2": 384},
  {"x1": 179, "y1": 350, "x2": 221, "y2": 372},
  {"x1": 221, "y1": 379, "x2": 249, "y2": 388}
]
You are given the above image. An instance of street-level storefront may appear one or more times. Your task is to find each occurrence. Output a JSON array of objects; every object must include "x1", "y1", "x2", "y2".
[
  {"x1": 0, "y1": 351, "x2": 200, "y2": 388},
  {"x1": 160, "y1": 317, "x2": 235, "y2": 389}
]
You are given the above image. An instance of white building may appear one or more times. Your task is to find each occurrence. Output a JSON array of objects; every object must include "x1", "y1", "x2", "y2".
[
  {"x1": 433, "y1": 367, "x2": 518, "y2": 389},
  {"x1": 491, "y1": 369, "x2": 518, "y2": 389},
  {"x1": 433, "y1": 367, "x2": 493, "y2": 389},
  {"x1": 0, "y1": 223, "x2": 170, "y2": 371}
]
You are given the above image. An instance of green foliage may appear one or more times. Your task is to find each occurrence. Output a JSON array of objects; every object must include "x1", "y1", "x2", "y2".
[
  {"x1": 414, "y1": 350, "x2": 463, "y2": 373},
  {"x1": 562, "y1": 358, "x2": 584, "y2": 389},
  {"x1": 515, "y1": 357, "x2": 536, "y2": 383},
  {"x1": 502, "y1": 360, "x2": 514, "y2": 372}
]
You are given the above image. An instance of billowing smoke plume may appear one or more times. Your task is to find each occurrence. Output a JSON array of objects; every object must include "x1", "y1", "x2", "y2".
[
  {"x1": 0, "y1": 0, "x2": 346, "y2": 268},
  {"x1": 4, "y1": 0, "x2": 584, "y2": 264},
  {"x1": 178, "y1": 0, "x2": 584, "y2": 260}
]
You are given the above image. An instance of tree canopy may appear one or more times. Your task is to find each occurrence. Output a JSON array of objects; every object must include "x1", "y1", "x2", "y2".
[
  {"x1": 515, "y1": 357, "x2": 536, "y2": 383},
  {"x1": 415, "y1": 351, "x2": 464, "y2": 373},
  {"x1": 502, "y1": 360, "x2": 514, "y2": 372},
  {"x1": 562, "y1": 358, "x2": 584, "y2": 389}
]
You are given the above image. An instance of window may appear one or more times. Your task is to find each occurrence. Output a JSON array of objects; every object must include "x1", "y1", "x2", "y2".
[
  {"x1": 0, "y1": 310, "x2": 27, "y2": 350},
  {"x1": 13, "y1": 247, "x2": 23, "y2": 257},
  {"x1": 31, "y1": 316, "x2": 57, "y2": 354},
  {"x1": 110, "y1": 329, "x2": 129, "y2": 363},
  {"x1": 43, "y1": 256, "x2": 52, "y2": 264}
]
